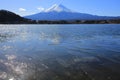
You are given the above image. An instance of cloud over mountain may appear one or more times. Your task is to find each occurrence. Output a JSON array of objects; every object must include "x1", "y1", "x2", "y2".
[{"x1": 19, "y1": 8, "x2": 26, "y2": 12}]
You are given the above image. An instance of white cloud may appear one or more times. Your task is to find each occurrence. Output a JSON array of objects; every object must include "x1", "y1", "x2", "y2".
[
  {"x1": 19, "y1": 8, "x2": 26, "y2": 12},
  {"x1": 37, "y1": 7, "x2": 45, "y2": 11}
]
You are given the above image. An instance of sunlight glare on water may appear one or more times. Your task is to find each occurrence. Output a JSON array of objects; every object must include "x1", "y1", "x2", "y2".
[{"x1": 0, "y1": 24, "x2": 120, "y2": 80}]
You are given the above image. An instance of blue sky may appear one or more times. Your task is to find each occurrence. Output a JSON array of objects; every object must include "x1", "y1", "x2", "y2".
[{"x1": 0, "y1": 0, "x2": 120, "y2": 16}]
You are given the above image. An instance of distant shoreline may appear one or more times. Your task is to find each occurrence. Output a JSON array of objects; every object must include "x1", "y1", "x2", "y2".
[
  {"x1": 1, "y1": 24, "x2": 120, "y2": 25},
  {"x1": 0, "y1": 19, "x2": 120, "y2": 24}
]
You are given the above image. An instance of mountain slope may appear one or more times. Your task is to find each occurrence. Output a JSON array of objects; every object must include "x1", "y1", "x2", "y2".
[
  {"x1": 0, "y1": 10, "x2": 26, "y2": 22},
  {"x1": 0, "y1": 10, "x2": 36, "y2": 24},
  {"x1": 24, "y1": 4, "x2": 119, "y2": 20}
]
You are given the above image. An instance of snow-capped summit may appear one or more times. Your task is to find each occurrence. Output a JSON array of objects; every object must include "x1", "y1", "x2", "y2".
[
  {"x1": 45, "y1": 4, "x2": 72, "y2": 12},
  {"x1": 24, "y1": 4, "x2": 118, "y2": 20}
]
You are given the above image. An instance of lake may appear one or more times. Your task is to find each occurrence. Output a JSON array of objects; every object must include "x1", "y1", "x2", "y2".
[{"x1": 0, "y1": 24, "x2": 120, "y2": 80}]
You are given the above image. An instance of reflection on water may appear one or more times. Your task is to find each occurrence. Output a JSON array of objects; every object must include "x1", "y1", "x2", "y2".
[
  {"x1": 39, "y1": 32, "x2": 61, "y2": 45},
  {"x1": 0, "y1": 24, "x2": 120, "y2": 80}
]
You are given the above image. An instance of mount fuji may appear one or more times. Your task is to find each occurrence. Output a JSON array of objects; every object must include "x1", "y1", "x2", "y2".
[{"x1": 24, "y1": 4, "x2": 119, "y2": 20}]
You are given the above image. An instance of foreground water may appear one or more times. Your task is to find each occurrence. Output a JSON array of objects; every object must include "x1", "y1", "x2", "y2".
[{"x1": 0, "y1": 24, "x2": 120, "y2": 80}]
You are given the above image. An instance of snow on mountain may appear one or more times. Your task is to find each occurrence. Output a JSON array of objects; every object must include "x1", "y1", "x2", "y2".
[
  {"x1": 45, "y1": 4, "x2": 72, "y2": 12},
  {"x1": 24, "y1": 4, "x2": 119, "y2": 20}
]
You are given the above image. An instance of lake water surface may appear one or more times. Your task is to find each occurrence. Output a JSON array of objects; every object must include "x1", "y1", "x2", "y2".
[{"x1": 0, "y1": 24, "x2": 120, "y2": 80}]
